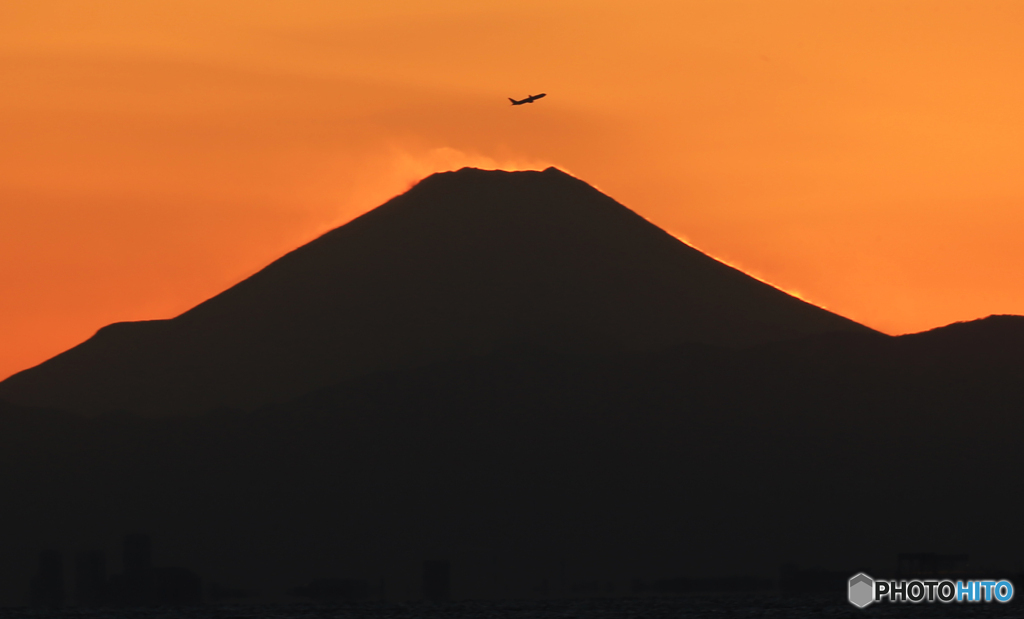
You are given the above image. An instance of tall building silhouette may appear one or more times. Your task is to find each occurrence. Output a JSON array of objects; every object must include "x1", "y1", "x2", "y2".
[
  {"x1": 75, "y1": 550, "x2": 107, "y2": 606},
  {"x1": 30, "y1": 550, "x2": 64, "y2": 608},
  {"x1": 123, "y1": 534, "x2": 152, "y2": 576},
  {"x1": 423, "y1": 560, "x2": 450, "y2": 602},
  {"x1": 111, "y1": 534, "x2": 154, "y2": 605}
]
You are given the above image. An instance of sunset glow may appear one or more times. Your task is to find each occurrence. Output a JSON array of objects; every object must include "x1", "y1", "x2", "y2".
[{"x1": 3, "y1": 0, "x2": 1024, "y2": 379}]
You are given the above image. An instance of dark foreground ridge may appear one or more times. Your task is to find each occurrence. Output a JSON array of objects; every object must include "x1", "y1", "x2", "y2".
[
  {"x1": 0, "y1": 167, "x2": 870, "y2": 416},
  {"x1": 1, "y1": 316, "x2": 1024, "y2": 604}
]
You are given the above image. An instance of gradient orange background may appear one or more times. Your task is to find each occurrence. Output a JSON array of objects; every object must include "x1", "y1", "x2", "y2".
[{"x1": 3, "y1": 1, "x2": 1024, "y2": 380}]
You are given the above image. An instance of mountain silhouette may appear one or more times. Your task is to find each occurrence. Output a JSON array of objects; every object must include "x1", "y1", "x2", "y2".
[
  {"x1": 0, "y1": 167, "x2": 1022, "y2": 602},
  {"x1": 0, "y1": 167, "x2": 871, "y2": 416}
]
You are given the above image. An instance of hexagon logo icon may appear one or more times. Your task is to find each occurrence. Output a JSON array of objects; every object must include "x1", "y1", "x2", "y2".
[{"x1": 848, "y1": 572, "x2": 875, "y2": 608}]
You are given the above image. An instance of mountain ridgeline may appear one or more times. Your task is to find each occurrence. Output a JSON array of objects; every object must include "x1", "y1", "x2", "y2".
[
  {"x1": 0, "y1": 168, "x2": 1023, "y2": 605},
  {"x1": 0, "y1": 167, "x2": 869, "y2": 417}
]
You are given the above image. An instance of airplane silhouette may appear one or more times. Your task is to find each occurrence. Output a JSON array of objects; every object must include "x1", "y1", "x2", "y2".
[{"x1": 509, "y1": 93, "x2": 546, "y2": 105}]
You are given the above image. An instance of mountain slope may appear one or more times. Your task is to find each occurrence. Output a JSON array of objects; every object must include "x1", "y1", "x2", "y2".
[{"x1": 0, "y1": 167, "x2": 872, "y2": 416}]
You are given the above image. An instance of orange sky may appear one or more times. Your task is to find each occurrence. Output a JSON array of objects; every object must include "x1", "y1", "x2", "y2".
[{"x1": 3, "y1": 1, "x2": 1024, "y2": 380}]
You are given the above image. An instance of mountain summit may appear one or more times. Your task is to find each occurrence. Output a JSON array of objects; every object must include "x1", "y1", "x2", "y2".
[{"x1": 0, "y1": 167, "x2": 872, "y2": 415}]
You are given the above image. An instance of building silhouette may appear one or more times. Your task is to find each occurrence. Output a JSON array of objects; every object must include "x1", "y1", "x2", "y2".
[
  {"x1": 30, "y1": 550, "x2": 64, "y2": 608},
  {"x1": 110, "y1": 534, "x2": 154, "y2": 605},
  {"x1": 423, "y1": 560, "x2": 450, "y2": 602},
  {"x1": 123, "y1": 534, "x2": 152, "y2": 576},
  {"x1": 778, "y1": 563, "x2": 848, "y2": 595},
  {"x1": 152, "y1": 566, "x2": 202, "y2": 605},
  {"x1": 209, "y1": 581, "x2": 257, "y2": 602},
  {"x1": 108, "y1": 534, "x2": 202, "y2": 606},
  {"x1": 291, "y1": 578, "x2": 370, "y2": 602},
  {"x1": 896, "y1": 553, "x2": 970, "y2": 579},
  {"x1": 75, "y1": 550, "x2": 107, "y2": 606}
]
